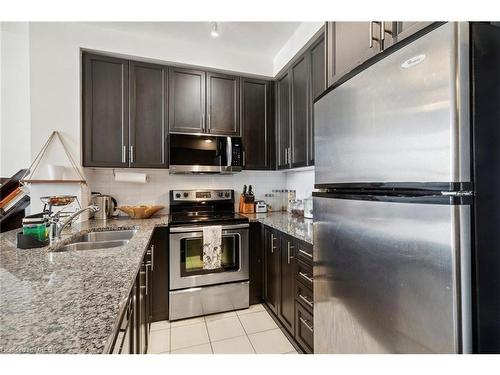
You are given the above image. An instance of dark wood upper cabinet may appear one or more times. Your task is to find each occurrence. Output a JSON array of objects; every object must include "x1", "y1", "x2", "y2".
[
  {"x1": 277, "y1": 72, "x2": 291, "y2": 170},
  {"x1": 129, "y1": 61, "x2": 168, "y2": 168},
  {"x1": 310, "y1": 36, "x2": 326, "y2": 101},
  {"x1": 291, "y1": 56, "x2": 309, "y2": 168},
  {"x1": 327, "y1": 21, "x2": 435, "y2": 88},
  {"x1": 241, "y1": 78, "x2": 271, "y2": 170},
  {"x1": 168, "y1": 67, "x2": 206, "y2": 134},
  {"x1": 278, "y1": 235, "x2": 296, "y2": 335},
  {"x1": 327, "y1": 21, "x2": 381, "y2": 87},
  {"x1": 83, "y1": 53, "x2": 129, "y2": 167},
  {"x1": 309, "y1": 35, "x2": 325, "y2": 165},
  {"x1": 207, "y1": 72, "x2": 240, "y2": 136},
  {"x1": 394, "y1": 22, "x2": 434, "y2": 43}
]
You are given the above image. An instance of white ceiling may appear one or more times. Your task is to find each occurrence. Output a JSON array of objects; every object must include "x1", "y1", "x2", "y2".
[{"x1": 85, "y1": 22, "x2": 303, "y2": 61}]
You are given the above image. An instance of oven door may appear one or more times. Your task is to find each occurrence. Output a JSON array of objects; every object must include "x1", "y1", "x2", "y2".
[{"x1": 169, "y1": 223, "x2": 249, "y2": 290}]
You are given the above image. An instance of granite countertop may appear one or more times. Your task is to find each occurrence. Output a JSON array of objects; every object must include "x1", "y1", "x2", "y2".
[
  {"x1": 0, "y1": 216, "x2": 168, "y2": 354},
  {"x1": 242, "y1": 212, "x2": 313, "y2": 245}
]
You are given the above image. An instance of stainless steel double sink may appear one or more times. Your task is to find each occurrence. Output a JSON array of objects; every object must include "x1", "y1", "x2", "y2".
[{"x1": 52, "y1": 229, "x2": 137, "y2": 252}]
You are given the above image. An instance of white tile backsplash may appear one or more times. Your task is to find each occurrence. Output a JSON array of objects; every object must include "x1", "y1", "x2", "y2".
[
  {"x1": 285, "y1": 167, "x2": 315, "y2": 199},
  {"x1": 85, "y1": 168, "x2": 289, "y2": 215}
]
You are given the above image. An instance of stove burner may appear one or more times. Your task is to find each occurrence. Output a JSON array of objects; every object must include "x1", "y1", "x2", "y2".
[{"x1": 168, "y1": 189, "x2": 249, "y2": 226}]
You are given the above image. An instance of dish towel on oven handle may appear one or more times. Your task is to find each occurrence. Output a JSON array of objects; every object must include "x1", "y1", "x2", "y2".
[{"x1": 202, "y1": 225, "x2": 222, "y2": 270}]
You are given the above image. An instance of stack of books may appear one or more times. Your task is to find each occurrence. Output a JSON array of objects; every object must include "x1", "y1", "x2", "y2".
[
  {"x1": 0, "y1": 187, "x2": 28, "y2": 214},
  {"x1": 0, "y1": 169, "x2": 30, "y2": 232}
]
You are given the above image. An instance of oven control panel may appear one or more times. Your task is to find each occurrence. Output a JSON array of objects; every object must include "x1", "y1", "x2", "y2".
[{"x1": 171, "y1": 190, "x2": 233, "y2": 201}]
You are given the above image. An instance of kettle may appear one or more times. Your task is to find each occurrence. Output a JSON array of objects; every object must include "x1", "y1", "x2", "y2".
[{"x1": 91, "y1": 192, "x2": 117, "y2": 219}]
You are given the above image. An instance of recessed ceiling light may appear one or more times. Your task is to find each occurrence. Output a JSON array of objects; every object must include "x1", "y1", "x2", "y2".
[
  {"x1": 204, "y1": 139, "x2": 213, "y2": 143},
  {"x1": 210, "y1": 22, "x2": 219, "y2": 38}
]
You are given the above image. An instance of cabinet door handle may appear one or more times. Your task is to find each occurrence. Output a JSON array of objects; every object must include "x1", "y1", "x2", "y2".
[
  {"x1": 122, "y1": 145, "x2": 127, "y2": 163},
  {"x1": 287, "y1": 242, "x2": 294, "y2": 264},
  {"x1": 207, "y1": 113, "x2": 211, "y2": 130},
  {"x1": 300, "y1": 317, "x2": 314, "y2": 332},
  {"x1": 202, "y1": 113, "x2": 205, "y2": 130},
  {"x1": 381, "y1": 21, "x2": 385, "y2": 42},
  {"x1": 150, "y1": 245, "x2": 154, "y2": 271},
  {"x1": 299, "y1": 294, "x2": 313, "y2": 308},
  {"x1": 369, "y1": 21, "x2": 381, "y2": 48},
  {"x1": 271, "y1": 234, "x2": 276, "y2": 253},
  {"x1": 145, "y1": 264, "x2": 149, "y2": 295},
  {"x1": 369, "y1": 21, "x2": 374, "y2": 48},
  {"x1": 130, "y1": 145, "x2": 134, "y2": 163},
  {"x1": 299, "y1": 271, "x2": 314, "y2": 283},
  {"x1": 298, "y1": 249, "x2": 313, "y2": 259},
  {"x1": 242, "y1": 151, "x2": 246, "y2": 167}
]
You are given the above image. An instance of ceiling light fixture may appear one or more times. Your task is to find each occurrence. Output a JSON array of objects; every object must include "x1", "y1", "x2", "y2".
[{"x1": 210, "y1": 22, "x2": 219, "y2": 38}]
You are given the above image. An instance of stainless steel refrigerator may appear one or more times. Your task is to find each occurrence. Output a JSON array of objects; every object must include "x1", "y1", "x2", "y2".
[{"x1": 313, "y1": 22, "x2": 500, "y2": 354}]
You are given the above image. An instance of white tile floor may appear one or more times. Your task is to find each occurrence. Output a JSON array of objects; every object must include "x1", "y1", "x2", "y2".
[{"x1": 147, "y1": 304, "x2": 298, "y2": 354}]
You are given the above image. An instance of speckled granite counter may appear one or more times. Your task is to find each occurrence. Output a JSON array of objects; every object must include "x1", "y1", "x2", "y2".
[
  {"x1": 0, "y1": 216, "x2": 168, "y2": 354},
  {"x1": 242, "y1": 212, "x2": 313, "y2": 245}
]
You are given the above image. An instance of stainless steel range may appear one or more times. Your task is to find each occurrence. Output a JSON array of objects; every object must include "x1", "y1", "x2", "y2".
[{"x1": 168, "y1": 189, "x2": 249, "y2": 320}]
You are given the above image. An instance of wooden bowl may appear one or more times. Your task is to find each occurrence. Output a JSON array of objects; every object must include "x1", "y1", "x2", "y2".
[{"x1": 117, "y1": 205, "x2": 164, "y2": 219}]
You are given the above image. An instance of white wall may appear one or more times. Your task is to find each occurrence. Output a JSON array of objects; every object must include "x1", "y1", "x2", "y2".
[
  {"x1": 0, "y1": 22, "x2": 31, "y2": 177},
  {"x1": 273, "y1": 22, "x2": 324, "y2": 75}
]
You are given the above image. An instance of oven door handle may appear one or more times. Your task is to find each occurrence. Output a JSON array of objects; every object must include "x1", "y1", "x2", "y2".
[{"x1": 169, "y1": 223, "x2": 249, "y2": 233}]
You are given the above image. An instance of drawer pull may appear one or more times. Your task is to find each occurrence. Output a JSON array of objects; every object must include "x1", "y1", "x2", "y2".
[
  {"x1": 271, "y1": 234, "x2": 276, "y2": 253},
  {"x1": 299, "y1": 271, "x2": 314, "y2": 283},
  {"x1": 299, "y1": 294, "x2": 313, "y2": 308},
  {"x1": 298, "y1": 249, "x2": 312, "y2": 259},
  {"x1": 300, "y1": 317, "x2": 314, "y2": 332}
]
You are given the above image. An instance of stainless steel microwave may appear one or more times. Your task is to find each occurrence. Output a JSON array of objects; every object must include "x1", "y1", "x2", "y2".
[{"x1": 169, "y1": 134, "x2": 243, "y2": 174}]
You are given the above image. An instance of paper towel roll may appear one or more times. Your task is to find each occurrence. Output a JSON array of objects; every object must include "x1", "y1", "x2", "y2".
[{"x1": 114, "y1": 171, "x2": 148, "y2": 183}]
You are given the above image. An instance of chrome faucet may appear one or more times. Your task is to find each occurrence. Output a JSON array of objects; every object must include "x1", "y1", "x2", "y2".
[{"x1": 49, "y1": 205, "x2": 100, "y2": 243}]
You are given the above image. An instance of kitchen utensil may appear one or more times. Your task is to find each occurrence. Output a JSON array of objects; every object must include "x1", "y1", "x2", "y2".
[
  {"x1": 91, "y1": 193, "x2": 117, "y2": 219},
  {"x1": 117, "y1": 205, "x2": 164, "y2": 219},
  {"x1": 255, "y1": 200, "x2": 267, "y2": 213}
]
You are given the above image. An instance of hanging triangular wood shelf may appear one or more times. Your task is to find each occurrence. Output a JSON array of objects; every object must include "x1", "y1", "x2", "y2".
[
  {"x1": 20, "y1": 179, "x2": 86, "y2": 184},
  {"x1": 21, "y1": 131, "x2": 87, "y2": 185}
]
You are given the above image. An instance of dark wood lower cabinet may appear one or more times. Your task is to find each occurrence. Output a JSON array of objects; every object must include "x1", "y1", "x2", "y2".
[
  {"x1": 150, "y1": 226, "x2": 169, "y2": 322},
  {"x1": 278, "y1": 235, "x2": 295, "y2": 334},
  {"x1": 263, "y1": 226, "x2": 280, "y2": 315},
  {"x1": 109, "y1": 250, "x2": 152, "y2": 354},
  {"x1": 262, "y1": 225, "x2": 314, "y2": 353},
  {"x1": 295, "y1": 303, "x2": 314, "y2": 353},
  {"x1": 249, "y1": 222, "x2": 264, "y2": 305}
]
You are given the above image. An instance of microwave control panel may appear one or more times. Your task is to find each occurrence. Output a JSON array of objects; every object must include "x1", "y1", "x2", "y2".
[{"x1": 232, "y1": 138, "x2": 242, "y2": 166}]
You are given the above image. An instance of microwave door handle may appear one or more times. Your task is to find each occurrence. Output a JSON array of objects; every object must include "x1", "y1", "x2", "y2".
[{"x1": 226, "y1": 137, "x2": 232, "y2": 168}]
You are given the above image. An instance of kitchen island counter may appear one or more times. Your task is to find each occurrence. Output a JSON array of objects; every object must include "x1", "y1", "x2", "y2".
[{"x1": 0, "y1": 216, "x2": 168, "y2": 354}]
